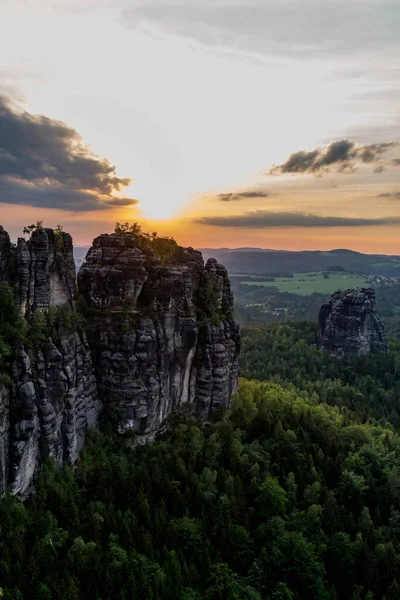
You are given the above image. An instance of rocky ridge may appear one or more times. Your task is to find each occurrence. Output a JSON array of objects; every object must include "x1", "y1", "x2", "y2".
[
  {"x1": 0, "y1": 226, "x2": 240, "y2": 495},
  {"x1": 318, "y1": 287, "x2": 387, "y2": 356}
]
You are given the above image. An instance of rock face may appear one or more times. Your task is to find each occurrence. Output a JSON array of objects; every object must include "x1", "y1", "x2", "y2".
[
  {"x1": 77, "y1": 234, "x2": 240, "y2": 436},
  {"x1": 0, "y1": 227, "x2": 240, "y2": 494},
  {"x1": 318, "y1": 287, "x2": 387, "y2": 356},
  {"x1": 0, "y1": 227, "x2": 99, "y2": 495},
  {"x1": 15, "y1": 228, "x2": 77, "y2": 316}
]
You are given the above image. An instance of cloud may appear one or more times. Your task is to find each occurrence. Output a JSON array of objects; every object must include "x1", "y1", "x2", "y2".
[
  {"x1": 378, "y1": 192, "x2": 400, "y2": 199},
  {"x1": 218, "y1": 190, "x2": 269, "y2": 201},
  {"x1": 104, "y1": 197, "x2": 139, "y2": 207},
  {"x1": 195, "y1": 210, "x2": 400, "y2": 228},
  {"x1": 268, "y1": 139, "x2": 398, "y2": 175},
  {"x1": 0, "y1": 95, "x2": 137, "y2": 211},
  {"x1": 235, "y1": 190, "x2": 270, "y2": 198},
  {"x1": 269, "y1": 149, "x2": 320, "y2": 174},
  {"x1": 123, "y1": 0, "x2": 400, "y2": 62}
]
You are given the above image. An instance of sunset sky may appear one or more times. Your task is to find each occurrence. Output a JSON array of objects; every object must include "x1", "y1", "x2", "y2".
[{"x1": 0, "y1": 0, "x2": 399, "y2": 252}]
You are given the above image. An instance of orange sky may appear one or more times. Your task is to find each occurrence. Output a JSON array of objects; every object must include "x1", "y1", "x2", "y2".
[
  {"x1": 1, "y1": 1, "x2": 400, "y2": 255},
  {"x1": 1, "y1": 204, "x2": 399, "y2": 255}
]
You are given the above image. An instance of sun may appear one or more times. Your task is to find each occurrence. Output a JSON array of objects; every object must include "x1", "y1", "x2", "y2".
[
  {"x1": 140, "y1": 198, "x2": 181, "y2": 221},
  {"x1": 131, "y1": 180, "x2": 189, "y2": 221}
]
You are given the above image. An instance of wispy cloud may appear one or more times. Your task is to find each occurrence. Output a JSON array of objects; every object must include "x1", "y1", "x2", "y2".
[
  {"x1": 268, "y1": 139, "x2": 398, "y2": 175},
  {"x1": 0, "y1": 95, "x2": 137, "y2": 212},
  {"x1": 378, "y1": 191, "x2": 400, "y2": 199},
  {"x1": 123, "y1": 0, "x2": 400, "y2": 62},
  {"x1": 218, "y1": 190, "x2": 269, "y2": 201},
  {"x1": 195, "y1": 210, "x2": 400, "y2": 228}
]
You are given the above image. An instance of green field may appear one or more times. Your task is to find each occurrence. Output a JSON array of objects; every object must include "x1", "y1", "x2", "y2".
[{"x1": 241, "y1": 272, "x2": 368, "y2": 295}]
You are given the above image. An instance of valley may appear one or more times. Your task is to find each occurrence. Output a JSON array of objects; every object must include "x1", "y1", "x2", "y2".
[{"x1": 232, "y1": 271, "x2": 367, "y2": 295}]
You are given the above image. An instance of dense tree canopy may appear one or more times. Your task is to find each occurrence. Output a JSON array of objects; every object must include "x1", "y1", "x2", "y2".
[
  {"x1": 232, "y1": 281, "x2": 400, "y2": 339},
  {"x1": 1, "y1": 320, "x2": 400, "y2": 598}
]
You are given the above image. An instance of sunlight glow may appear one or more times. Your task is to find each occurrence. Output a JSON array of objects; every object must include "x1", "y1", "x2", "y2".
[{"x1": 139, "y1": 196, "x2": 181, "y2": 220}]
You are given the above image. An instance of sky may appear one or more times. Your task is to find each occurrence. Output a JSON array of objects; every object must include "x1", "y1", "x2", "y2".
[{"x1": 0, "y1": 0, "x2": 399, "y2": 252}]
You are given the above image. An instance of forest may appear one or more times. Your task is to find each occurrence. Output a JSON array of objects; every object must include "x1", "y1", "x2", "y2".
[
  {"x1": 233, "y1": 281, "x2": 400, "y2": 341},
  {"x1": 1, "y1": 311, "x2": 400, "y2": 598}
]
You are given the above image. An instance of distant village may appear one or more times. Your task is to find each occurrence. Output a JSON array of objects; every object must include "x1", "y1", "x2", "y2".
[{"x1": 366, "y1": 274, "x2": 400, "y2": 286}]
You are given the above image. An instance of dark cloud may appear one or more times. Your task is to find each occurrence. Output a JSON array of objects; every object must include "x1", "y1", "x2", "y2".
[
  {"x1": 104, "y1": 197, "x2": 139, "y2": 207},
  {"x1": 378, "y1": 192, "x2": 400, "y2": 199},
  {"x1": 218, "y1": 190, "x2": 269, "y2": 201},
  {"x1": 315, "y1": 139, "x2": 354, "y2": 168},
  {"x1": 270, "y1": 150, "x2": 319, "y2": 174},
  {"x1": 269, "y1": 139, "x2": 398, "y2": 175},
  {"x1": 0, "y1": 95, "x2": 137, "y2": 211},
  {"x1": 237, "y1": 190, "x2": 269, "y2": 198},
  {"x1": 359, "y1": 142, "x2": 396, "y2": 161},
  {"x1": 195, "y1": 210, "x2": 400, "y2": 228}
]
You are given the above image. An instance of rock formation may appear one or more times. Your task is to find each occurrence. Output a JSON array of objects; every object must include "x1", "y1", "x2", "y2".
[
  {"x1": 0, "y1": 226, "x2": 99, "y2": 496},
  {"x1": 318, "y1": 287, "x2": 387, "y2": 356},
  {"x1": 77, "y1": 233, "x2": 240, "y2": 436},
  {"x1": 0, "y1": 226, "x2": 240, "y2": 495}
]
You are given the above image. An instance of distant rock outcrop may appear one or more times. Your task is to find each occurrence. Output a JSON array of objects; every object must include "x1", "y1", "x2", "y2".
[{"x1": 318, "y1": 287, "x2": 387, "y2": 356}]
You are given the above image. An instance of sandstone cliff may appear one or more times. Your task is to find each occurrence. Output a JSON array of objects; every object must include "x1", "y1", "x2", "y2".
[
  {"x1": 0, "y1": 226, "x2": 99, "y2": 496},
  {"x1": 0, "y1": 226, "x2": 240, "y2": 495},
  {"x1": 318, "y1": 287, "x2": 387, "y2": 356},
  {"x1": 77, "y1": 233, "x2": 240, "y2": 437}
]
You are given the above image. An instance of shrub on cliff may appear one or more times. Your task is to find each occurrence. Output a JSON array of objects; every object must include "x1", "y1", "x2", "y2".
[
  {"x1": 0, "y1": 282, "x2": 27, "y2": 381},
  {"x1": 195, "y1": 280, "x2": 221, "y2": 327},
  {"x1": 114, "y1": 222, "x2": 183, "y2": 264}
]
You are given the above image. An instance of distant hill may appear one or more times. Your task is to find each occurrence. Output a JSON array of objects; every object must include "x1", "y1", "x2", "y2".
[
  {"x1": 73, "y1": 246, "x2": 90, "y2": 269},
  {"x1": 74, "y1": 245, "x2": 400, "y2": 277},
  {"x1": 199, "y1": 248, "x2": 400, "y2": 276}
]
